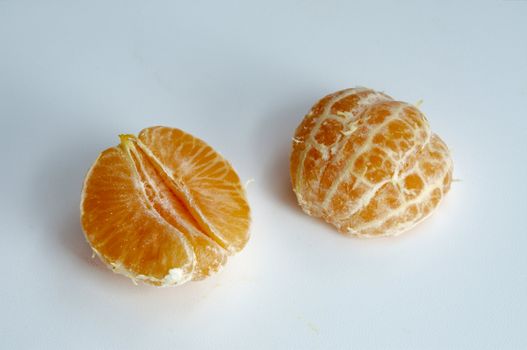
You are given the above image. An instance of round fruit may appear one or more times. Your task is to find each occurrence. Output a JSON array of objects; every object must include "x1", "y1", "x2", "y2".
[
  {"x1": 80, "y1": 126, "x2": 250, "y2": 286},
  {"x1": 290, "y1": 87, "x2": 453, "y2": 237}
]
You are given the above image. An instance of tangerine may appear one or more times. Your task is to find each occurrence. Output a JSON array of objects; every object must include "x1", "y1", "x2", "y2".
[
  {"x1": 290, "y1": 87, "x2": 453, "y2": 237},
  {"x1": 80, "y1": 126, "x2": 251, "y2": 286}
]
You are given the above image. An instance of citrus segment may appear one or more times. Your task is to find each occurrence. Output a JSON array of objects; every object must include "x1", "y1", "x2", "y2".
[
  {"x1": 81, "y1": 147, "x2": 195, "y2": 286},
  {"x1": 126, "y1": 139, "x2": 227, "y2": 280},
  {"x1": 138, "y1": 126, "x2": 250, "y2": 253}
]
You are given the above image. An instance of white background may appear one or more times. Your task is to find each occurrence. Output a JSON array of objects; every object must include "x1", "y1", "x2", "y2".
[{"x1": 1, "y1": 1, "x2": 526, "y2": 349}]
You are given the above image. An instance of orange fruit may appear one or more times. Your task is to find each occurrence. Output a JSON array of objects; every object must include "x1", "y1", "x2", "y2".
[
  {"x1": 80, "y1": 126, "x2": 250, "y2": 286},
  {"x1": 290, "y1": 87, "x2": 453, "y2": 237}
]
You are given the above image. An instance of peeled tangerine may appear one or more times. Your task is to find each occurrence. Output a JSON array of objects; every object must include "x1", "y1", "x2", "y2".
[
  {"x1": 290, "y1": 87, "x2": 453, "y2": 237},
  {"x1": 80, "y1": 126, "x2": 250, "y2": 286}
]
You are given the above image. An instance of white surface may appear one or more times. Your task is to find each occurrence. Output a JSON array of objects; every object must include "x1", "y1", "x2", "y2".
[{"x1": 1, "y1": 1, "x2": 526, "y2": 349}]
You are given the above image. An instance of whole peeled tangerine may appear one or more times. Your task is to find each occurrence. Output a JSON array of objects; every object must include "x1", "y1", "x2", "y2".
[{"x1": 290, "y1": 87, "x2": 453, "y2": 237}]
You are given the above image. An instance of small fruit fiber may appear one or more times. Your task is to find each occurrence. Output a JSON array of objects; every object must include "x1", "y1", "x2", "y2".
[
  {"x1": 290, "y1": 87, "x2": 453, "y2": 237},
  {"x1": 80, "y1": 126, "x2": 250, "y2": 286}
]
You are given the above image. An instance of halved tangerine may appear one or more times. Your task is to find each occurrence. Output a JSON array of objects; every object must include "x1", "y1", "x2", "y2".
[
  {"x1": 290, "y1": 87, "x2": 453, "y2": 237},
  {"x1": 80, "y1": 126, "x2": 251, "y2": 286}
]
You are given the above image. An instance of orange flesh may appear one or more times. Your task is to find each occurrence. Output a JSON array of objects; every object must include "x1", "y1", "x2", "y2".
[
  {"x1": 81, "y1": 127, "x2": 250, "y2": 286},
  {"x1": 290, "y1": 88, "x2": 453, "y2": 236}
]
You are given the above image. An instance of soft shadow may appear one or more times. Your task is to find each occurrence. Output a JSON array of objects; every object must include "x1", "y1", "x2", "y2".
[
  {"x1": 58, "y1": 205, "x2": 101, "y2": 268},
  {"x1": 33, "y1": 125, "x2": 111, "y2": 269},
  {"x1": 254, "y1": 94, "x2": 317, "y2": 211},
  {"x1": 268, "y1": 144, "x2": 298, "y2": 210},
  {"x1": 251, "y1": 92, "x2": 357, "y2": 238}
]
